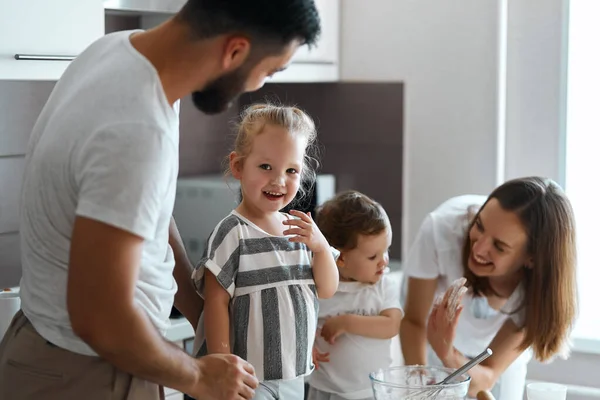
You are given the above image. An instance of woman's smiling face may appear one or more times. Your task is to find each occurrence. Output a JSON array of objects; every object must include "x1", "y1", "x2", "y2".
[{"x1": 467, "y1": 198, "x2": 531, "y2": 278}]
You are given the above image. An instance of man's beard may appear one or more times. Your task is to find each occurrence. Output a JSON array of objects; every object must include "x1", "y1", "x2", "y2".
[{"x1": 191, "y1": 66, "x2": 250, "y2": 115}]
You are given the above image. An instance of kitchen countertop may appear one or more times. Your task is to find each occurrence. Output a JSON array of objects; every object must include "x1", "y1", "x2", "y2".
[
  {"x1": 7, "y1": 267, "x2": 405, "y2": 346},
  {"x1": 166, "y1": 317, "x2": 195, "y2": 343},
  {"x1": 6, "y1": 285, "x2": 197, "y2": 344}
]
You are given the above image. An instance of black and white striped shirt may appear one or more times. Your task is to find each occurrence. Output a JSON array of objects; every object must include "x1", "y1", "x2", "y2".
[{"x1": 192, "y1": 211, "x2": 319, "y2": 381}]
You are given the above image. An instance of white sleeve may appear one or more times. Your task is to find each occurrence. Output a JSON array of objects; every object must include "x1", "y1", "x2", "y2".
[
  {"x1": 74, "y1": 123, "x2": 177, "y2": 241},
  {"x1": 403, "y1": 214, "x2": 441, "y2": 279},
  {"x1": 309, "y1": 246, "x2": 339, "y2": 262},
  {"x1": 505, "y1": 285, "x2": 526, "y2": 328},
  {"x1": 330, "y1": 246, "x2": 340, "y2": 260},
  {"x1": 381, "y1": 274, "x2": 403, "y2": 315},
  {"x1": 510, "y1": 310, "x2": 526, "y2": 329},
  {"x1": 192, "y1": 216, "x2": 241, "y2": 298}
]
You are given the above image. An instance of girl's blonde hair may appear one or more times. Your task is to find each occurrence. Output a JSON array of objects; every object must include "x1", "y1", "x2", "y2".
[{"x1": 227, "y1": 103, "x2": 319, "y2": 199}]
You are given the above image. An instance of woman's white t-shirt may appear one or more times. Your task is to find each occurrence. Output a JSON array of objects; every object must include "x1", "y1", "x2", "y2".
[{"x1": 401, "y1": 195, "x2": 532, "y2": 398}]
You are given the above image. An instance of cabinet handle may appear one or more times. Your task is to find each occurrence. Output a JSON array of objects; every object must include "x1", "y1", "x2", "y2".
[
  {"x1": 291, "y1": 60, "x2": 336, "y2": 65},
  {"x1": 14, "y1": 54, "x2": 76, "y2": 61}
]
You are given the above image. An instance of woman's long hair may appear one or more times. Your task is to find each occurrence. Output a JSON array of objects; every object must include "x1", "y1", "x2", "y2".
[{"x1": 462, "y1": 177, "x2": 577, "y2": 361}]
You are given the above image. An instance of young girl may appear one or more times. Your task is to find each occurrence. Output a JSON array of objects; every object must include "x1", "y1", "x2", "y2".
[
  {"x1": 307, "y1": 190, "x2": 403, "y2": 400},
  {"x1": 191, "y1": 104, "x2": 339, "y2": 400},
  {"x1": 400, "y1": 177, "x2": 577, "y2": 399}
]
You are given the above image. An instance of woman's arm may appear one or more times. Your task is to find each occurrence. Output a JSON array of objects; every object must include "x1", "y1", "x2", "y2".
[
  {"x1": 399, "y1": 212, "x2": 442, "y2": 365},
  {"x1": 203, "y1": 271, "x2": 232, "y2": 354},
  {"x1": 440, "y1": 320, "x2": 526, "y2": 397},
  {"x1": 400, "y1": 277, "x2": 438, "y2": 365}
]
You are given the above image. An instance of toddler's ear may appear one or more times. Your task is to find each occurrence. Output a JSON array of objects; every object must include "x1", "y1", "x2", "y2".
[{"x1": 336, "y1": 253, "x2": 345, "y2": 268}]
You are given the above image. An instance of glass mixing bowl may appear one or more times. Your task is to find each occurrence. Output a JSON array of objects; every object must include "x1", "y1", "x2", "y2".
[{"x1": 370, "y1": 365, "x2": 471, "y2": 400}]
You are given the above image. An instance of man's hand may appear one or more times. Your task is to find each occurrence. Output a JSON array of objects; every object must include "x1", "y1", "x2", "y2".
[{"x1": 189, "y1": 354, "x2": 258, "y2": 400}]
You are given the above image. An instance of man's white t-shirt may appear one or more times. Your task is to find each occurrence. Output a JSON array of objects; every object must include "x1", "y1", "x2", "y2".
[
  {"x1": 308, "y1": 273, "x2": 403, "y2": 400},
  {"x1": 18, "y1": 30, "x2": 180, "y2": 356},
  {"x1": 401, "y1": 195, "x2": 532, "y2": 399}
]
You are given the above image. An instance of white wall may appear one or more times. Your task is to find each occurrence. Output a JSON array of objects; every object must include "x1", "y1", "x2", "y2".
[
  {"x1": 504, "y1": 0, "x2": 568, "y2": 185},
  {"x1": 341, "y1": 0, "x2": 503, "y2": 256},
  {"x1": 341, "y1": 0, "x2": 568, "y2": 256}
]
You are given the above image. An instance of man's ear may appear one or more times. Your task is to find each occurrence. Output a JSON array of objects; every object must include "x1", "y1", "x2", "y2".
[{"x1": 221, "y1": 36, "x2": 251, "y2": 71}]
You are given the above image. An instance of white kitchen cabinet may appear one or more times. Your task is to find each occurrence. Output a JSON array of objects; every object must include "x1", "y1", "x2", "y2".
[
  {"x1": 0, "y1": 0, "x2": 104, "y2": 81},
  {"x1": 270, "y1": 0, "x2": 340, "y2": 82},
  {"x1": 129, "y1": 0, "x2": 340, "y2": 83}
]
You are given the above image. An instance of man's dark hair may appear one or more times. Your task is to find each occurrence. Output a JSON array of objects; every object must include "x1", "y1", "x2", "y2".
[{"x1": 176, "y1": 0, "x2": 321, "y2": 50}]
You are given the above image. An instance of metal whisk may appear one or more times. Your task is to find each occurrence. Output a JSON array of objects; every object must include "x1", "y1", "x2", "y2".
[{"x1": 405, "y1": 348, "x2": 493, "y2": 399}]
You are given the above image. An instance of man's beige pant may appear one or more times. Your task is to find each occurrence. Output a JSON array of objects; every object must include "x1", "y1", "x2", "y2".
[{"x1": 0, "y1": 310, "x2": 165, "y2": 400}]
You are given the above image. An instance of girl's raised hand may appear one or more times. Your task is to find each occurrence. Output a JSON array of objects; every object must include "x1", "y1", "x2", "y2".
[{"x1": 283, "y1": 210, "x2": 329, "y2": 254}]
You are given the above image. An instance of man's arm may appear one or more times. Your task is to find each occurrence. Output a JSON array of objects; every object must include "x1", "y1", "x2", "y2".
[
  {"x1": 67, "y1": 216, "x2": 256, "y2": 398},
  {"x1": 169, "y1": 216, "x2": 203, "y2": 329}
]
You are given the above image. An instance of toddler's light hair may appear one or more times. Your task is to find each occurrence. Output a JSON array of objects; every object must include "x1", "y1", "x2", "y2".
[{"x1": 316, "y1": 190, "x2": 390, "y2": 251}]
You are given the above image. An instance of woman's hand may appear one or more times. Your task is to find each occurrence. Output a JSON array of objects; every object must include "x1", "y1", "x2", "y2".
[
  {"x1": 283, "y1": 210, "x2": 329, "y2": 254},
  {"x1": 427, "y1": 281, "x2": 467, "y2": 362}
]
